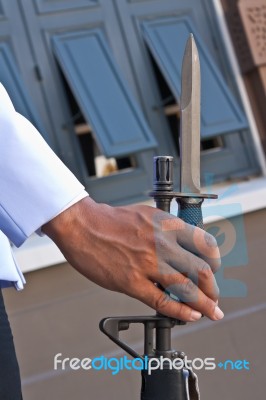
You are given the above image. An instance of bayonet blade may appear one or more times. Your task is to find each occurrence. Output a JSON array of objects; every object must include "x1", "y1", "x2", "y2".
[{"x1": 180, "y1": 34, "x2": 201, "y2": 194}]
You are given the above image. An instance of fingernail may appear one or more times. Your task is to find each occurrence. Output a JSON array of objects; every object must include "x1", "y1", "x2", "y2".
[
  {"x1": 191, "y1": 310, "x2": 202, "y2": 321},
  {"x1": 214, "y1": 306, "x2": 224, "y2": 320}
]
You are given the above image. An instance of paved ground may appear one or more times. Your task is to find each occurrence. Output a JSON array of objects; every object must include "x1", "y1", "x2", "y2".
[{"x1": 3, "y1": 209, "x2": 266, "y2": 399}]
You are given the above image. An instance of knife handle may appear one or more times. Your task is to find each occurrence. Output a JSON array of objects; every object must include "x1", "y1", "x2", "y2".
[{"x1": 177, "y1": 197, "x2": 204, "y2": 229}]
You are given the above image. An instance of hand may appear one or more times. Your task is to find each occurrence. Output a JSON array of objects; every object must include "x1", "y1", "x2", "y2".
[{"x1": 42, "y1": 197, "x2": 223, "y2": 322}]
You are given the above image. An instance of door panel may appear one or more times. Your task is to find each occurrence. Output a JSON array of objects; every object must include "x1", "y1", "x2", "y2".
[
  {"x1": 19, "y1": 0, "x2": 156, "y2": 203},
  {"x1": 52, "y1": 29, "x2": 157, "y2": 158},
  {"x1": 112, "y1": 0, "x2": 258, "y2": 183},
  {"x1": 33, "y1": 0, "x2": 98, "y2": 14},
  {"x1": 142, "y1": 16, "x2": 248, "y2": 137},
  {"x1": 0, "y1": 1, "x2": 50, "y2": 141},
  {"x1": 0, "y1": 43, "x2": 45, "y2": 136}
]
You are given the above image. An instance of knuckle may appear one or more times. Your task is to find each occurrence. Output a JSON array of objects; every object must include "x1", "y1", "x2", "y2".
[
  {"x1": 198, "y1": 262, "x2": 213, "y2": 281},
  {"x1": 204, "y1": 297, "x2": 216, "y2": 314},
  {"x1": 156, "y1": 236, "x2": 169, "y2": 249},
  {"x1": 176, "y1": 302, "x2": 187, "y2": 319},
  {"x1": 156, "y1": 235, "x2": 169, "y2": 249},
  {"x1": 128, "y1": 269, "x2": 142, "y2": 286},
  {"x1": 143, "y1": 252, "x2": 156, "y2": 266},
  {"x1": 180, "y1": 278, "x2": 195, "y2": 298},
  {"x1": 204, "y1": 232, "x2": 218, "y2": 249},
  {"x1": 156, "y1": 237, "x2": 171, "y2": 257},
  {"x1": 154, "y1": 292, "x2": 170, "y2": 312}
]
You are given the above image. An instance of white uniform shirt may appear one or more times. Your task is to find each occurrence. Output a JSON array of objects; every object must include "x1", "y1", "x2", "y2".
[{"x1": 0, "y1": 83, "x2": 88, "y2": 290}]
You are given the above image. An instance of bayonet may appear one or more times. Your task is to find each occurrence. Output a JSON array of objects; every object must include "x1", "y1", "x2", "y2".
[
  {"x1": 180, "y1": 33, "x2": 201, "y2": 194},
  {"x1": 151, "y1": 35, "x2": 216, "y2": 229},
  {"x1": 176, "y1": 34, "x2": 216, "y2": 229}
]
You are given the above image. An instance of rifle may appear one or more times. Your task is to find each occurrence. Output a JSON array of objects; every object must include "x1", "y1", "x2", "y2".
[{"x1": 100, "y1": 34, "x2": 217, "y2": 400}]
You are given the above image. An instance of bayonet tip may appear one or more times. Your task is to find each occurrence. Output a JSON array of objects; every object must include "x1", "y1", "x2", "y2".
[{"x1": 180, "y1": 34, "x2": 200, "y2": 111}]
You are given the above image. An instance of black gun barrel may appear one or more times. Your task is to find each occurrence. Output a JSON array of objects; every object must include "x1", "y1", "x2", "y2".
[{"x1": 153, "y1": 156, "x2": 173, "y2": 213}]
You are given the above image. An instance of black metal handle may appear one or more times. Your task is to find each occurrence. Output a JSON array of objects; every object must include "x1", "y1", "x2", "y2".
[
  {"x1": 177, "y1": 197, "x2": 204, "y2": 229},
  {"x1": 99, "y1": 315, "x2": 181, "y2": 359}
]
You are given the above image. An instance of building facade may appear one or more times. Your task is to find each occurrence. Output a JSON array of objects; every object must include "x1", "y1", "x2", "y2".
[
  {"x1": 2, "y1": 1, "x2": 266, "y2": 399},
  {"x1": 0, "y1": 0, "x2": 261, "y2": 204}
]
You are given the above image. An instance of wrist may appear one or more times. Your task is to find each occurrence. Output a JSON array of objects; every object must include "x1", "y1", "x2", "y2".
[{"x1": 42, "y1": 196, "x2": 98, "y2": 242}]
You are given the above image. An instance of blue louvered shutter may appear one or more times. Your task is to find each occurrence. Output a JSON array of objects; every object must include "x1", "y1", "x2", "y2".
[
  {"x1": 0, "y1": 43, "x2": 47, "y2": 140},
  {"x1": 142, "y1": 16, "x2": 248, "y2": 138},
  {"x1": 52, "y1": 29, "x2": 157, "y2": 158}
]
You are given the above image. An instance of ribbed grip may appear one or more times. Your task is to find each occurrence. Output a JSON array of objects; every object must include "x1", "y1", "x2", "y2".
[{"x1": 177, "y1": 198, "x2": 204, "y2": 229}]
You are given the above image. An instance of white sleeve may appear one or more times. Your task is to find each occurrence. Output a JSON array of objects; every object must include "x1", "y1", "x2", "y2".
[
  {"x1": 0, "y1": 231, "x2": 25, "y2": 290},
  {"x1": 0, "y1": 83, "x2": 88, "y2": 247}
]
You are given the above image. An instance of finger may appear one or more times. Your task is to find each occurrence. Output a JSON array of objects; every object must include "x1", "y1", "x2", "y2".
[
  {"x1": 131, "y1": 279, "x2": 203, "y2": 322},
  {"x1": 160, "y1": 245, "x2": 220, "y2": 301},
  {"x1": 155, "y1": 269, "x2": 224, "y2": 321},
  {"x1": 161, "y1": 219, "x2": 220, "y2": 272},
  {"x1": 192, "y1": 227, "x2": 221, "y2": 271}
]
